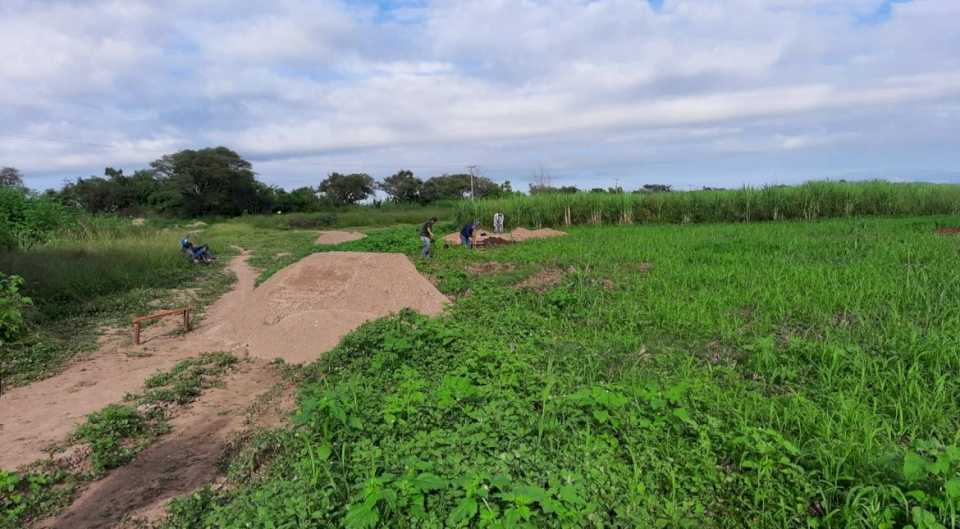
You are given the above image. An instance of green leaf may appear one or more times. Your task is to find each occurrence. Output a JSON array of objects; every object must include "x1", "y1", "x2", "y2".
[
  {"x1": 447, "y1": 497, "x2": 478, "y2": 526},
  {"x1": 903, "y1": 452, "x2": 928, "y2": 482},
  {"x1": 945, "y1": 478, "x2": 960, "y2": 499},
  {"x1": 412, "y1": 472, "x2": 446, "y2": 492},
  {"x1": 911, "y1": 506, "x2": 946, "y2": 529},
  {"x1": 557, "y1": 484, "x2": 583, "y2": 505},
  {"x1": 344, "y1": 502, "x2": 379, "y2": 529}
]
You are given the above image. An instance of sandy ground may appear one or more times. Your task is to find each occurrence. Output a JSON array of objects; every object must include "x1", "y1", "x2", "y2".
[
  {"x1": 42, "y1": 360, "x2": 294, "y2": 529},
  {"x1": 1, "y1": 249, "x2": 446, "y2": 471},
  {"x1": 315, "y1": 230, "x2": 365, "y2": 245},
  {"x1": 214, "y1": 252, "x2": 448, "y2": 363},
  {"x1": 0, "y1": 253, "x2": 258, "y2": 470},
  {"x1": 443, "y1": 227, "x2": 567, "y2": 246}
]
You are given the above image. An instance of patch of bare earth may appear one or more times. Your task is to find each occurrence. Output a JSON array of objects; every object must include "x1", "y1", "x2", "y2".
[
  {"x1": 467, "y1": 262, "x2": 516, "y2": 275},
  {"x1": 514, "y1": 267, "x2": 576, "y2": 293},
  {"x1": 315, "y1": 230, "x2": 365, "y2": 245},
  {"x1": 621, "y1": 261, "x2": 655, "y2": 274},
  {"x1": 41, "y1": 361, "x2": 295, "y2": 529}
]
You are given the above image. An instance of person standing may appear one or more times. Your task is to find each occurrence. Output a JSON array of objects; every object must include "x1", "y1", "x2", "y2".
[
  {"x1": 419, "y1": 217, "x2": 437, "y2": 258},
  {"x1": 493, "y1": 212, "x2": 504, "y2": 234},
  {"x1": 460, "y1": 220, "x2": 479, "y2": 249}
]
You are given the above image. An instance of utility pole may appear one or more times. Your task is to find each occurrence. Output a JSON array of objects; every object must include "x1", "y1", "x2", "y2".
[{"x1": 467, "y1": 165, "x2": 479, "y2": 200}]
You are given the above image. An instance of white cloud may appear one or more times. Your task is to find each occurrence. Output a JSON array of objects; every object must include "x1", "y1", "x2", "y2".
[{"x1": 1, "y1": 0, "x2": 958, "y2": 190}]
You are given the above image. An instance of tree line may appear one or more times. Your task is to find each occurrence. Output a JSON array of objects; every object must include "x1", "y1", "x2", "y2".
[{"x1": 1, "y1": 147, "x2": 515, "y2": 218}]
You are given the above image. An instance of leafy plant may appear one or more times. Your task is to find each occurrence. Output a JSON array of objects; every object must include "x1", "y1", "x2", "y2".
[{"x1": 0, "y1": 273, "x2": 32, "y2": 343}]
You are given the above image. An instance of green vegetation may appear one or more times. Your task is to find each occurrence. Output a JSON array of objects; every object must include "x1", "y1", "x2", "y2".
[
  {"x1": 459, "y1": 180, "x2": 960, "y2": 228},
  {"x1": 75, "y1": 404, "x2": 162, "y2": 473},
  {"x1": 158, "y1": 215, "x2": 960, "y2": 528},
  {"x1": 138, "y1": 351, "x2": 239, "y2": 406},
  {"x1": 0, "y1": 273, "x2": 32, "y2": 344},
  {"x1": 0, "y1": 216, "x2": 235, "y2": 386},
  {"x1": 0, "y1": 185, "x2": 74, "y2": 250},
  {"x1": 0, "y1": 467, "x2": 76, "y2": 529}
]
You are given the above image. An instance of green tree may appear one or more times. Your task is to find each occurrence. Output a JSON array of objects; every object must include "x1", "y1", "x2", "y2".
[
  {"x1": 319, "y1": 173, "x2": 375, "y2": 205},
  {"x1": 381, "y1": 170, "x2": 423, "y2": 203},
  {"x1": 150, "y1": 147, "x2": 268, "y2": 216},
  {"x1": 0, "y1": 167, "x2": 23, "y2": 188},
  {"x1": 421, "y1": 174, "x2": 503, "y2": 202}
]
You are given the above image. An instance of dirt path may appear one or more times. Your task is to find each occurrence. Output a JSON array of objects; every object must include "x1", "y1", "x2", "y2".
[
  {"x1": 0, "y1": 253, "x2": 258, "y2": 470},
  {"x1": 2, "y1": 249, "x2": 447, "y2": 471},
  {"x1": 315, "y1": 230, "x2": 365, "y2": 245},
  {"x1": 43, "y1": 360, "x2": 294, "y2": 529}
]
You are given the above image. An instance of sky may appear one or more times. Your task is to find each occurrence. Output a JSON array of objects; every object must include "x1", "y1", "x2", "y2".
[{"x1": 2, "y1": 0, "x2": 959, "y2": 192}]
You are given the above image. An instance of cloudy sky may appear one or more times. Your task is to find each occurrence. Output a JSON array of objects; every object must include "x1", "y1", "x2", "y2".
[{"x1": 2, "y1": 0, "x2": 958, "y2": 191}]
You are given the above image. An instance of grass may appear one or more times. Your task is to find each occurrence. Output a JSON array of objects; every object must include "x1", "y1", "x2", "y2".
[
  {"x1": 0, "y1": 218, "x2": 238, "y2": 386},
  {"x1": 458, "y1": 180, "x2": 960, "y2": 228},
  {"x1": 156, "y1": 215, "x2": 960, "y2": 528}
]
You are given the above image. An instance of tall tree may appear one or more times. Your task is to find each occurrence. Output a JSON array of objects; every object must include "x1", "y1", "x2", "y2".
[
  {"x1": 381, "y1": 170, "x2": 423, "y2": 203},
  {"x1": 319, "y1": 172, "x2": 375, "y2": 205},
  {"x1": 150, "y1": 147, "x2": 267, "y2": 216},
  {"x1": 0, "y1": 167, "x2": 23, "y2": 187}
]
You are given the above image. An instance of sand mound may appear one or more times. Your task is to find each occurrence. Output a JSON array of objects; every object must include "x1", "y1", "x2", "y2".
[
  {"x1": 510, "y1": 227, "x2": 568, "y2": 241},
  {"x1": 444, "y1": 227, "x2": 567, "y2": 246},
  {"x1": 315, "y1": 230, "x2": 365, "y2": 245},
  {"x1": 213, "y1": 252, "x2": 447, "y2": 363}
]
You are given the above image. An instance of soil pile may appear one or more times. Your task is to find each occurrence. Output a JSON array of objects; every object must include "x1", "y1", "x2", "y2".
[
  {"x1": 315, "y1": 230, "x2": 365, "y2": 245},
  {"x1": 510, "y1": 227, "x2": 568, "y2": 241},
  {"x1": 935, "y1": 227, "x2": 960, "y2": 235},
  {"x1": 212, "y1": 252, "x2": 447, "y2": 363},
  {"x1": 444, "y1": 227, "x2": 567, "y2": 246},
  {"x1": 514, "y1": 266, "x2": 576, "y2": 292}
]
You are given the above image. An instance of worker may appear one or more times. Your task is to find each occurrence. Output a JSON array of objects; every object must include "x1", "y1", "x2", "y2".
[
  {"x1": 419, "y1": 217, "x2": 437, "y2": 258},
  {"x1": 493, "y1": 212, "x2": 505, "y2": 234},
  {"x1": 460, "y1": 220, "x2": 479, "y2": 249}
]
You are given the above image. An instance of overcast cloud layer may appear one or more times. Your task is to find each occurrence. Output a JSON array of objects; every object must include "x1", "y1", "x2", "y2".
[{"x1": 2, "y1": 0, "x2": 958, "y2": 191}]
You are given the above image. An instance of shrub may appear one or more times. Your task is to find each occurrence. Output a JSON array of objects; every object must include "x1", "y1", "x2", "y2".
[
  {"x1": 0, "y1": 187, "x2": 73, "y2": 250},
  {"x1": 0, "y1": 273, "x2": 32, "y2": 343}
]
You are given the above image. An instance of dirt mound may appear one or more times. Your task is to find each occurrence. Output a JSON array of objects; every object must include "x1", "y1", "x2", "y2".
[
  {"x1": 935, "y1": 227, "x2": 960, "y2": 235},
  {"x1": 468, "y1": 262, "x2": 516, "y2": 275},
  {"x1": 315, "y1": 230, "x2": 365, "y2": 245},
  {"x1": 444, "y1": 227, "x2": 567, "y2": 246},
  {"x1": 211, "y1": 252, "x2": 447, "y2": 363},
  {"x1": 514, "y1": 267, "x2": 575, "y2": 292},
  {"x1": 0, "y1": 250, "x2": 446, "y2": 470},
  {"x1": 510, "y1": 227, "x2": 568, "y2": 241}
]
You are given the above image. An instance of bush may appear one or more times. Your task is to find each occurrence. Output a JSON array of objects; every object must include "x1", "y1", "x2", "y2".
[
  {"x1": 0, "y1": 273, "x2": 32, "y2": 343},
  {"x1": 0, "y1": 187, "x2": 74, "y2": 250}
]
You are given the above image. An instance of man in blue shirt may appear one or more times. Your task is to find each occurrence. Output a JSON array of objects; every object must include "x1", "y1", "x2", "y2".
[{"x1": 460, "y1": 220, "x2": 479, "y2": 249}]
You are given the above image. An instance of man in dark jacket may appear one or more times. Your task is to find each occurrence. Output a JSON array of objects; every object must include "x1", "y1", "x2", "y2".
[{"x1": 419, "y1": 217, "x2": 437, "y2": 258}]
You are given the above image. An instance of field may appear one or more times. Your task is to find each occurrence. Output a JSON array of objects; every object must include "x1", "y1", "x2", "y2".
[
  {"x1": 170, "y1": 216, "x2": 960, "y2": 528},
  {"x1": 457, "y1": 181, "x2": 960, "y2": 229},
  {"x1": 3, "y1": 210, "x2": 960, "y2": 528}
]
